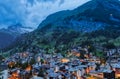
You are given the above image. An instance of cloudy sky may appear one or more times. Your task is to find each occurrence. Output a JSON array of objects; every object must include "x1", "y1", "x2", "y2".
[{"x1": 0, "y1": 0, "x2": 90, "y2": 29}]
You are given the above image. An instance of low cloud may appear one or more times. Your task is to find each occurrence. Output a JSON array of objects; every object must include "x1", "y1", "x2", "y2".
[{"x1": 0, "y1": 0, "x2": 90, "y2": 29}]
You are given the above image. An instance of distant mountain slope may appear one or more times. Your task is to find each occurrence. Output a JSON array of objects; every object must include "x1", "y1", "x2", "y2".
[
  {"x1": 0, "y1": 23, "x2": 31, "y2": 49},
  {"x1": 38, "y1": 0, "x2": 120, "y2": 32},
  {"x1": 0, "y1": 32, "x2": 14, "y2": 49},
  {"x1": 4, "y1": 0, "x2": 120, "y2": 53}
]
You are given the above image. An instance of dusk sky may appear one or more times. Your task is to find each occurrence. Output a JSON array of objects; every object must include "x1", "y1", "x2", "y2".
[{"x1": 0, "y1": 0, "x2": 90, "y2": 29}]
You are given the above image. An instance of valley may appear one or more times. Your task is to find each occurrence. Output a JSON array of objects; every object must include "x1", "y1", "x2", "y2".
[{"x1": 1, "y1": 0, "x2": 120, "y2": 79}]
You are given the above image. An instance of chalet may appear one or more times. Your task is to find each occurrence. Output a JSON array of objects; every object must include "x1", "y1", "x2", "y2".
[
  {"x1": 103, "y1": 70, "x2": 115, "y2": 79},
  {"x1": 47, "y1": 72, "x2": 59, "y2": 79}
]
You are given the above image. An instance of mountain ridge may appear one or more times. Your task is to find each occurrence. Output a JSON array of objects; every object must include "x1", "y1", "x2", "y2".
[
  {"x1": 3, "y1": 0, "x2": 120, "y2": 53},
  {"x1": 38, "y1": 0, "x2": 120, "y2": 30}
]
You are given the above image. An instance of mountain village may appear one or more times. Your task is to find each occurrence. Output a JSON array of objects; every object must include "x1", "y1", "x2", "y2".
[{"x1": 0, "y1": 46, "x2": 120, "y2": 79}]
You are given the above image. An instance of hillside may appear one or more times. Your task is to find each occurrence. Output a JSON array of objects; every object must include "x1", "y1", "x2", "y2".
[
  {"x1": 3, "y1": 0, "x2": 120, "y2": 54},
  {"x1": 38, "y1": 0, "x2": 120, "y2": 32},
  {"x1": 0, "y1": 23, "x2": 31, "y2": 49},
  {"x1": 0, "y1": 32, "x2": 14, "y2": 49}
]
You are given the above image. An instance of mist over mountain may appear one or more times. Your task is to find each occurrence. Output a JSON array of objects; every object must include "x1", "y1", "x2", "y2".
[
  {"x1": 0, "y1": 0, "x2": 90, "y2": 49},
  {"x1": 4, "y1": 0, "x2": 120, "y2": 53},
  {"x1": 0, "y1": 0, "x2": 89, "y2": 29}
]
